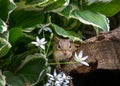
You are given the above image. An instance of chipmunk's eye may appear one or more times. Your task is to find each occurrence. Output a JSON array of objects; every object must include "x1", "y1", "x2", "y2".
[
  {"x1": 57, "y1": 43, "x2": 61, "y2": 49},
  {"x1": 69, "y1": 45, "x2": 71, "y2": 48}
]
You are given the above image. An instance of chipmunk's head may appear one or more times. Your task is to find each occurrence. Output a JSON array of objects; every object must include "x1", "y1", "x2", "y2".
[{"x1": 53, "y1": 37, "x2": 73, "y2": 62}]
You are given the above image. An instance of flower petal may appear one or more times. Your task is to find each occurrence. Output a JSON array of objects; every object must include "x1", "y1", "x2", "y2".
[
  {"x1": 47, "y1": 73, "x2": 53, "y2": 78},
  {"x1": 38, "y1": 28, "x2": 42, "y2": 34},
  {"x1": 45, "y1": 27, "x2": 52, "y2": 33},
  {"x1": 64, "y1": 80, "x2": 69, "y2": 85},
  {"x1": 80, "y1": 61, "x2": 89, "y2": 66},
  {"x1": 81, "y1": 56, "x2": 89, "y2": 61},
  {"x1": 44, "y1": 83, "x2": 50, "y2": 86},
  {"x1": 31, "y1": 42, "x2": 39, "y2": 46},
  {"x1": 55, "y1": 82, "x2": 61, "y2": 86},
  {"x1": 40, "y1": 38, "x2": 45, "y2": 42},
  {"x1": 40, "y1": 45, "x2": 45, "y2": 50},
  {"x1": 36, "y1": 36, "x2": 40, "y2": 42},
  {"x1": 31, "y1": 42, "x2": 36, "y2": 44},
  {"x1": 58, "y1": 72, "x2": 63, "y2": 78},
  {"x1": 41, "y1": 41, "x2": 47, "y2": 45},
  {"x1": 53, "y1": 69, "x2": 57, "y2": 76},
  {"x1": 74, "y1": 52, "x2": 78, "y2": 61},
  {"x1": 62, "y1": 73, "x2": 66, "y2": 79},
  {"x1": 78, "y1": 50, "x2": 83, "y2": 58}
]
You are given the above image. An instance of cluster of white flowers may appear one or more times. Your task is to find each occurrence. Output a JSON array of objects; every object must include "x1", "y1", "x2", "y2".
[
  {"x1": 44, "y1": 69, "x2": 72, "y2": 86},
  {"x1": 44, "y1": 51, "x2": 89, "y2": 86}
]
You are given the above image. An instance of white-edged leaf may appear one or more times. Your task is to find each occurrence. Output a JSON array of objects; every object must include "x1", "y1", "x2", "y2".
[
  {"x1": 4, "y1": 54, "x2": 47, "y2": 86},
  {"x1": 86, "y1": 0, "x2": 112, "y2": 5},
  {"x1": 16, "y1": 53, "x2": 47, "y2": 72},
  {"x1": 25, "y1": 0, "x2": 51, "y2": 5},
  {"x1": 84, "y1": 0, "x2": 120, "y2": 17},
  {"x1": 51, "y1": 23, "x2": 81, "y2": 42},
  {"x1": 71, "y1": 10, "x2": 110, "y2": 31},
  {"x1": 0, "y1": 38, "x2": 11, "y2": 58},
  {"x1": 17, "y1": 54, "x2": 47, "y2": 84},
  {"x1": 0, "y1": 0, "x2": 17, "y2": 21},
  {"x1": 44, "y1": 0, "x2": 70, "y2": 12},
  {"x1": 0, "y1": 71, "x2": 6, "y2": 86},
  {"x1": 0, "y1": 19, "x2": 7, "y2": 33}
]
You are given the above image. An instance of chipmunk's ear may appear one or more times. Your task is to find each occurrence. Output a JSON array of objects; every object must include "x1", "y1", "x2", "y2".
[{"x1": 55, "y1": 37, "x2": 60, "y2": 43}]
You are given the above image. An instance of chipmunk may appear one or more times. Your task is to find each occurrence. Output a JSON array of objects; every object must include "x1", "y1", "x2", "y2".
[{"x1": 53, "y1": 37, "x2": 76, "y2": 71}]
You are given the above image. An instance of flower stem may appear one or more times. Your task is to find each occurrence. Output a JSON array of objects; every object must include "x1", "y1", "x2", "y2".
[
  {"x1": 48, "y1": 62, "x2": 77, "y2": 65},
  {"x1": 46, "y1": 33, "x2": 53, "y2": 56}
]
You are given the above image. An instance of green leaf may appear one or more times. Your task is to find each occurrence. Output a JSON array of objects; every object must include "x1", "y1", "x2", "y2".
[
  {"x1": 9, "y1": 9, "x2": 44, "y2": 30},
  {"x1": 17, "y1": 54, "x2": 47, "y2": 84},
  {"x1": 25, "y1": 0, "x2": 51, "y2": 5},
  {"x1": 0, "y1": 31, "x2": 9, "y2": 41},
  {"x1": 9, "y1": 49, "x2": 39, "y2": 70},
  {"x1": 51, "y1": 23, "x2": 81, "y2": 41},
  {"x1": 60, "y1": 6, "x2": 73, "y2": 17},
  {"x1": 44, "y1": 0, "x2": 69, "y2": 12},
  {"x1": 4, "y1": 54, "x2": 47, "y2": 86},
  {"x1": 0, "y1": 38, "x2": 11, "y2": 58},
  {"x1": 0, "y1": 19, "x2": 7, "y2": 33},
  {"x1": 0, "y1": 0, "x2": 16, "y2": 21},
  {"x1": 16, "y1": 0, "x2": 55, "y2": 10},
  {"x1": 71, "y1": 10, "x2": 109, "y2": 31},
  {"x1": 86, "y1": 0, "x2": 112, "y2": 5},
  {"x1": 9, "y1": 27, "x2": 23, "y2": 45},
  {"x1": 4, "y1": 71, "x2": 24, "y2": 86},
  {"x1": 84, "y1": 0, "x2": 120, "y2": 17},
  {"x1": 0, "y1": 71, "x2": 6, "y2": 86}
]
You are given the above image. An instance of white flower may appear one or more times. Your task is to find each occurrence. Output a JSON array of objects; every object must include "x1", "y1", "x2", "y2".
[
  {"x1": 38, "y1": 24, "x2": 52, "y2": 34},
  {"x1": 74, "y1": 50, "x2": 89, "y2": 66},
  {"x1": 44, "y1": 69, "x2": 72, "y2": 86},
  {"x1": 46, "y1": 69, "x2": 63, "y2": 83},
  {"x1": 61, "y1": 73, "x2": 72, "y2": 85},
  {"x1": 31, "y1": 36, "x2": 47, "y2": 50}
]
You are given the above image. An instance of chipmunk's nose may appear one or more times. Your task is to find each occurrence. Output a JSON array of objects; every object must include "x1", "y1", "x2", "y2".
[
  {"x1": 63, "y1": 50, "x2": 67, "y2": 55},
  {"x1": 64, "y1": 52, "x2": 67, "y2": 55}
]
